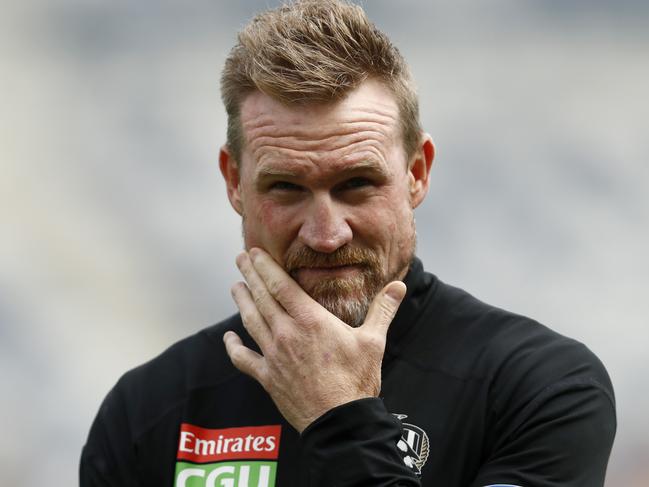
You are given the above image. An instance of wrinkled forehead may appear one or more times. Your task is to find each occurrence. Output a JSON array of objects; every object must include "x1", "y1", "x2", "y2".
[{"x1": 239, "y1": 80, "x2": 402, "y2": 152}]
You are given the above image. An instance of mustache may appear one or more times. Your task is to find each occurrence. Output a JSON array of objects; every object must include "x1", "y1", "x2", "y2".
[{"x1": 284, "y1": 246, "x2": 380, "y2": 273}]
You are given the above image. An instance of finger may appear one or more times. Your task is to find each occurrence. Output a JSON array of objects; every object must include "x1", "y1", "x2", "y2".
[
  {"x1": 236, "y1": 251, "x2": 287, "y2": 328},
  {"x1": 248, "y1": 247, "x2": 314, "y2": 316},
  {"x1": 231, "y1": 281, "x2": 272, "y2": 349},
  {"x1": 361, "y1": 281, "x2": 407, "y2": 336},
  {"x1": 223, "y1": 330, "x2": 265, "y2": 382}
]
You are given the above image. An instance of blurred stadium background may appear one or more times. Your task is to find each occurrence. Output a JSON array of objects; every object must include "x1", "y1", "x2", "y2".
[{"x1": 1, "y1": 0, "x2": 647, "y2": 485}]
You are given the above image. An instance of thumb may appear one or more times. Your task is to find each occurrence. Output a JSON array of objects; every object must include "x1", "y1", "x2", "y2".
[
  {"x1": 362, "y1": 281, "x2": 407, "y2": 335},
  {"x1": 223, "y1": 331, "x2": 265, "y2": 383}
]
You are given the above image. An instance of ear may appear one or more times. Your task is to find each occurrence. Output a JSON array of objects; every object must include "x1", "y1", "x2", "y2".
[
  {"x1": 408, "y1": 133, "x2": 435, "y2": 209},
  {"x1": 219, "y1": 145, "x2": 244, "y2": 215}
]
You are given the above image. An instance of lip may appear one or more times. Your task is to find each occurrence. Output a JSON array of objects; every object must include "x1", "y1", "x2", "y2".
[{"x1": 294, "y1": 264, "x2": 362, "y2": 280}]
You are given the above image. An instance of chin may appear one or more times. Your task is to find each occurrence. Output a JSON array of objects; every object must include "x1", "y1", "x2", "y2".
[
  {"x1": 305, "y1": 277, "x2": 377, "y2": 327},
  {"x1": 315, "y1": 295, "x2": 370, "y2": 328}
]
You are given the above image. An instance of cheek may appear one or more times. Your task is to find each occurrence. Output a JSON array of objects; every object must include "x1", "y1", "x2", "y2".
[
  {"x1": 244, "y1": 198, "x2": 301, "y2": 252},
  {"x1": 352, "y1": 192, "x2": 411, "y2": 245},
  {"x1": 256, "y1": 199, "x2": 280, "y2": 226}
]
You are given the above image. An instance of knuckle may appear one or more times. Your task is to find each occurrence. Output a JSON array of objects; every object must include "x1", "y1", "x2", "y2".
[
  {"x1": 240, "y1": 308, "x2": 256, "y2": 326},
  {"x1": 252, "y1": 292, "x2": 265, "y2": 309},
  {"x1": 274, "y1": 329, "x2": 293, "y2": 348},
  {"x1": 264, "y1": 344, "x2": 279, "y2": 363},
  {"x1": 379, "y1": 299, "x2": 395, "y2": 318},
  {"x1": 363, "y1": 333, "x2": 386, "y2": 353},
  {"x1": 292, "y1": 309, "x2": 316, "y2": 328},
  {"x1": 229, "y1": 347, "x2": 247, "y2": 366},
  {"x1": 375, "y1": 300, "x2": 396, "y2": 324},
  {"x1": 264, "y1": 343, "x2": 277, "y2": 360},
  {"x1": 268, "y1": 277, "x2": 288, "y2": 298}
]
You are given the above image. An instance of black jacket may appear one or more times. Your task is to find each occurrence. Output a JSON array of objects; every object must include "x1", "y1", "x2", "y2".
[{"x1": 80, "y1": 258, "x2": 616, "y2": 486}]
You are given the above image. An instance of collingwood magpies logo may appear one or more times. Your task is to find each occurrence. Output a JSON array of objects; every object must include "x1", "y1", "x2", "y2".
[{"x1": 392, "y1": 414, "x2": 430, "y2": 476}]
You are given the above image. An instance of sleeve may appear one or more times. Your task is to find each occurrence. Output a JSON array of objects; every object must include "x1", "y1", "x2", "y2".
[
  {"x1": 472, "y1": 352, "x2": 617, "y2": 487},
  {"x1": 299, "y1": 397, "x2": 421, "y2": 486},
  {"x1": 80, "y1": 383, "x2": 141, "y2": 487}
]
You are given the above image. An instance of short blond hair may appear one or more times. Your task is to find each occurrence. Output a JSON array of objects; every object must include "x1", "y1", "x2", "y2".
[{"x1": 221, "y1": 0, "x2": 421, "y2": 164}]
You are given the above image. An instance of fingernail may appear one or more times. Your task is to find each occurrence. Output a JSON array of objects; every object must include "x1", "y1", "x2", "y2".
[
  {"x1": 235, "y1": 251, "x2": 247, "y2": 268},
  {"x1": 386, "y1": 282, "x2": 406, "y2": 301}
]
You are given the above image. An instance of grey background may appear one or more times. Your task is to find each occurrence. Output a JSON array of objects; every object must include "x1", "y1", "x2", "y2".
[{"x1": 1, "y1": 0, "x2": 647, "y2": 485}]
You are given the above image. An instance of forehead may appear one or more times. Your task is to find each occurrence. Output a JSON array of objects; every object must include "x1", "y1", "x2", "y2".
[
  {"x1": 240, "y1": 79, "x2": 400, "y2": 129},
  {"x1": 238, "y1": 80, "x2": 403, "y2": 175}
]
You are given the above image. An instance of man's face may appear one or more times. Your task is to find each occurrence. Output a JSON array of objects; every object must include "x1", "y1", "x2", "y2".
[{"x1": 221, "y1": 80, "x2": 432, "y2": 326}]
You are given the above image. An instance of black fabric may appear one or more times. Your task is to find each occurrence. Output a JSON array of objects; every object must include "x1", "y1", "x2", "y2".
[{"x1": 80, "y1": 258, "x2": 616, "y2": 486}]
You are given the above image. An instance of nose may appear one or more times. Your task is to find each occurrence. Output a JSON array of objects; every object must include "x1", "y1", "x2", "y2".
[{"x1": 297, "y1": 193, "x2": 353, "y2": 253}]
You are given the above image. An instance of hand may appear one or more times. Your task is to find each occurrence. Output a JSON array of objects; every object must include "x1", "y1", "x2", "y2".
[{"x1": 223, "y1": 247, "x2": 406, "y2": 433}]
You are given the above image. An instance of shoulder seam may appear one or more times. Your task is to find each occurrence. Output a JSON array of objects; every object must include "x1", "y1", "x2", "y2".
[
  {"x1": 500, "y1": 375, "x2": 616, "y2": 443},
  {"x1": 534, "y1": 375, "x2": 616, "y2": 410}
]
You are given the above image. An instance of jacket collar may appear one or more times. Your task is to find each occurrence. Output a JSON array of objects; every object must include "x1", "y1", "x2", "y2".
[{"x1": 384, "y1": 256, "x2": 437, "y2": 362}]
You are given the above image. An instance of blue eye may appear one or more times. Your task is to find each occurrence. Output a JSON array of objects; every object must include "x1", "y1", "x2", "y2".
[
  {"x1": 270, "y1": 181, "x2": 303, "y2": 191},
  {"x1": 341, "y1": 177, "x2": 372, "y2": 190}
]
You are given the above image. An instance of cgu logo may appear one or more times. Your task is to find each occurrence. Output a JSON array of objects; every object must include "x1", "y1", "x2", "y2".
[{"x1": 175, "y1": 462, "x2": 274, "y2": 487}]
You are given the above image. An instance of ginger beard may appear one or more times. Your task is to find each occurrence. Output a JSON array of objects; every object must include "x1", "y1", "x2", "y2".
[
  {"x1": 287, "y1": 243, "x2": 414, "y2": 327},
  {"x1": 286, "y1": 246, "x2": 384, "y2": 328},
  {"x1": 242, "y1": 213, "x2": 416, "y2": 328}
]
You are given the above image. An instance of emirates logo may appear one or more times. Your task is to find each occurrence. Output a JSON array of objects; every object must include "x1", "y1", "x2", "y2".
[{"x1": 174, "y1": 424, "x2": 281, "y2": 487}]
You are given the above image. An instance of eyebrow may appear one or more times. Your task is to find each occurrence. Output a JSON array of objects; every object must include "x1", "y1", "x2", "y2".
[
  {"x1": 343, "y1": 159, "x2": 390, "y2": 177},
  {"x1": 255, "y1": 167, "x2": 300, "y2": 179},
  {"x1": 255, "y1": 159, "x2": 390, "y2": 181}
]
